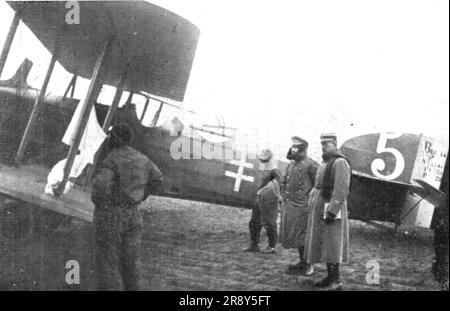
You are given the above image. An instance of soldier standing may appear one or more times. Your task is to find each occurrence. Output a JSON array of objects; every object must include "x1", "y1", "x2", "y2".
[
  {"x1": 304, "y1": 134, "x2": 351, "y2": 291},
  {"x1": 91, "y1": 123, "x2": 163, "y2": 291},
  {"x1": 245, "y1": 149, "x2": 282, "y2": 253},
  {"x1": 279, "y1": 136, "x2": 318, "y2": 275}
]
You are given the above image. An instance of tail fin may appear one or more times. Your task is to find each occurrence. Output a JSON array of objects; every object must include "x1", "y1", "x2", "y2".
[{"x1": 0, "y1": 58, "x2": 34, "y2": 89}]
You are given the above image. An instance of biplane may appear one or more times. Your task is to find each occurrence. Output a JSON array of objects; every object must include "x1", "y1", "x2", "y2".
[
  {"x1": 0, "y1": 1, "x2": 447, "y2": 242},
  {"x1": 0, "y1": 1, "x2": 288, "y2": 240}
]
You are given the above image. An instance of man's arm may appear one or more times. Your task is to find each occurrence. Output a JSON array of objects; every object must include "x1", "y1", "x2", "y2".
[
  {"x1": 326, "y1": 158, "x2": 351, "y2": 217},
  {"x1": 280, "y1": 164, "x2": 289, "y2": 193},
  {"x1": 91, "y1": 157, "x2": 116, "y2": 206},
  {"x1": 306, "y1": 161, "x2": 319, "y2": 208},
  {"x1": 272, "y1": 168, "x2": 283, "y2": 184},
  {"x1": 308, "y1": 160, "x2": 319, "y2": 183},
  {"x1": 144, "y1": 161, "x2": 164, "y2": 199}
]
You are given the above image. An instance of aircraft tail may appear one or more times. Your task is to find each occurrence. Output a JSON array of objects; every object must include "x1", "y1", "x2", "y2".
[{"x1": 0, "y1": 58, "x2": 34, "y2": 89}]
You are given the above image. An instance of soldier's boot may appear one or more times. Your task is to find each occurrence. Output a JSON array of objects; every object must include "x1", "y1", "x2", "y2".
[
  {"x1": 303, "y1": 264, "x2": 315, "y2": 276},
  {"x1": 245, "y1": 219, "x2": 261, "y2": 252},
  {"x1": 261, "y1": 246, "x2": 276, "y2": 254},
  {"x1": 261, "y1": 225, "x2": 277, "y2": 254},
  {"x1": 313, "y1": 263, "x2": 333, "y2": 288},
  {"x1": 244, "y1": 243, "x2": 260, "y2": 252},
  {"x1": 313, "y1": 276, "x2": 330, "y2": 288},
  {"x1": 287, "y1": 247, "x2": 307, "y2": 274},
  {"x1": 320, "y1": 263, "x2": 343, "y2": 291}
]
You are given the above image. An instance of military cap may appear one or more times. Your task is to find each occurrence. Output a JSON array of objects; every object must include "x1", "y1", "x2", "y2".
[
  {"x1": 320, "y1": 133, "x2": 337, "y2": 146},
  {"x1": 257, "y1": 149, "x2": 273, "y2": 163},
  {"x1": 291, "y1": 136, "x2": 308, "y2": 146}
]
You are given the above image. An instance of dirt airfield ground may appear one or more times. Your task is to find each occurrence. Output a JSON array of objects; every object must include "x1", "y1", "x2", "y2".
[{"x1": 0, "y1": 196, "x2": 441, "y2": 291}]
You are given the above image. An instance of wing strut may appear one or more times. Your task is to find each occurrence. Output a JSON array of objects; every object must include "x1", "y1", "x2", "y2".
[
  {"x1": 124, "y1": 91, "x2": 134, "y2": 108},
  {"x1": 15, "y1": 37, "x2": 60, "y2": 165},
  {"x1": 62, "y1": 74, "x2": 78, "y2": 100},
  {"x1": 102, "y1": 74, "x2": 125, "y2": 131},
  {"x1": 0, "y1": 10, "x2": 20, "y2": 77},
  {"x1": 55, "y1": 36, "x2": 114, "y2": 197},
  {"x1": 150, "y1": 101, "x2": 164, "y2": 127},
  {"x1": 79, "y1": 75, "x2": 127, "y2": 189},
  {"x1": 140, "y1": 97, "x2": 150, "y2": 123}
]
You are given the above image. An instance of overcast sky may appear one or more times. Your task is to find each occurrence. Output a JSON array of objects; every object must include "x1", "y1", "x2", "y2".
[{"x1": 0, "y1": 0, "x2": 448, "y2": 160}]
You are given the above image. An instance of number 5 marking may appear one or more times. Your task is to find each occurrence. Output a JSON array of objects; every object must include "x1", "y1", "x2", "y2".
[{"x1": 371, "y1": 133, "x2": 405, "y2": 180}]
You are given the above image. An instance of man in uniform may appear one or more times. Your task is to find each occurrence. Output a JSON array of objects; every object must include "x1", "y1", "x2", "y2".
[
  {"x1": 91, "y1": 123, "x2": 164, "y2": 291},
  {"x1": 245, "y1": 149, "x2": 282, "y2": 253},
  {"x1": 279, "y1": 136, "x2": 318, "y2": 275},
  {"x1": 304, "y1": 134, "x2": 351, "y2": 291}
]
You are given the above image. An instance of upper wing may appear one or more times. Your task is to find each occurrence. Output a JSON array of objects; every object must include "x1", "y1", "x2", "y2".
[{"x1": 8, "y1": 1, "x2": 200, "y2": 101}]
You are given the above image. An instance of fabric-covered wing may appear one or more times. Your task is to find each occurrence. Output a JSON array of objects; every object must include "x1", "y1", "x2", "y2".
[{"x1": 8, "y1": 1, "x2": 200, "y2": 101}]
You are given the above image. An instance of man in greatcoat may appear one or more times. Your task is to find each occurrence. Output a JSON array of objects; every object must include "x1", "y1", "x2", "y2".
[
  {"x1": 304, "y1": 134, "x2": 351, "y2": 291},
  {"x1": 279, "y1": 136, "x2": 319, "y2": 275}
]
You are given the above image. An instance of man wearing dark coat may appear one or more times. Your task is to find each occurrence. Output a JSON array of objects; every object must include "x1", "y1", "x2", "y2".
[
  {"x1": 279, "y1": 136, "x2": 319, "y2": 275},
  {"x1": 91, "y1": 123, "x2": 164, "y2": 291},
  {"x1": 304, "y1": 134, "x2": 351, "y2": 291},
  {"x1": 245, "y1": 149, "x2": 282, "y2": 253}
]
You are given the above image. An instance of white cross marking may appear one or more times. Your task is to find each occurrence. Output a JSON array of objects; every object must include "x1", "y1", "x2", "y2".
[{"x1": 224, "y1": 152, "x2": 255, "y2": 192}]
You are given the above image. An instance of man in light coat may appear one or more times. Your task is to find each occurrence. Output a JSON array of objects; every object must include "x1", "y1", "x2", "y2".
[{"x1": 304, "y1": 134, "x2": 351, "y2": 291}]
